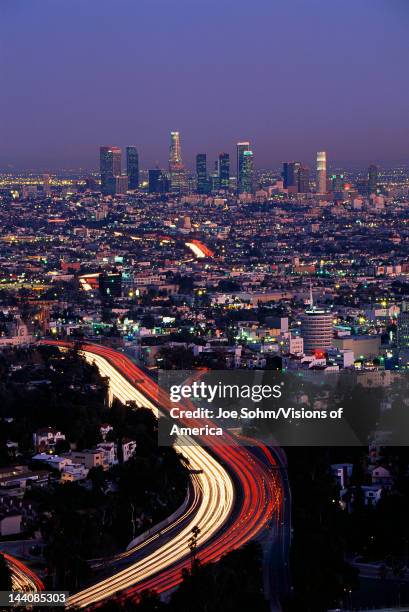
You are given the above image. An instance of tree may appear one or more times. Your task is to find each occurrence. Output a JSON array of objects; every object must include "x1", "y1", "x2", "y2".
[
  {"x1": 188, "y1": 526, "x2": 201, "y2": 568},
  {"x1": 283, "y1": 447, "x2": 359, "y2": 611},
  {"x1": 169, "y1": 542, "x2": 268, "y2": 612}
]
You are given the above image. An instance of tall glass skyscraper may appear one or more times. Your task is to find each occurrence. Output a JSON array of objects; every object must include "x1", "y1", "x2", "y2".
[
  {"x1": 240, "y1": 149, "x2": 254, "y2": 194},
  {"x1": 100, "y1": 146, "x2": 122, "y2": 195},
  {"x1": 316, "y1": 151, "x2": 327, "y2": 194},
  {"x1": 368, "y1": 164, "x2": 378, "y2": 194},
  {"x1": 169, "y1": 131, "x2": 187, "y2": 193},
  {"x1": 218, "y1": 153, "x2": 230, "y2": 191},
  {"x1": 148, "y1": 168, "x2": 169, "y2": 194},
  {"x1": 126, "y1": 146, "x2": 139, "y2": 190},
  {"x1": 282, "y1": 161, "x2": 300, "y2": 189},
  {"x1": 297, "y1": 165, "x2": 310, "y2": 193},
  {"x1": 196, "y1": 153, "x2": 208, "y2": 194},
  {"x1": 169, "y1": 131, "x2": 182, "y2": 165},
  {"x1": 236, "y1": 141, "x2": 250, "y2": 193}
]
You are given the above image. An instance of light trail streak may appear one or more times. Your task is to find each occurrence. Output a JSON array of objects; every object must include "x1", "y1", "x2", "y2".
[
  {"x1": 41, "y1": 342, "x2": 282, "y2": 609},
  {"x1": 185, "y1": 240, "x2": 214, "y2": 259},
  {"x1": 185, "y1": 242, "x2": 206, "y2": 258},
  {"x1": 58, "y1": 346, "x2": 234, "y2": 609},
  {"x1": 2, "y1": 553, "x2": 44, "y2": 592}
]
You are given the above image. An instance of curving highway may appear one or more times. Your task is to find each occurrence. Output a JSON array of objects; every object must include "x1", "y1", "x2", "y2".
[
  {"x1": 3, "y1": 552, "x2": 44, "y2": 592},
  {"x1": 41, "y1": 341, "x2": 283, "y2": 609}
]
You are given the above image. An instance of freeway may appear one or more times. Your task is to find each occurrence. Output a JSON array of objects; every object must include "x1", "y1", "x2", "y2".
[
  {"x1": 2, "y1": 552, "x2": 44, "y2": 592},
  {"x1": 185, "y1": 239, "x2": 214, "y2": 259},
  {"x1": 42, "y1": 341, "x2": 283, "y2": 609}
]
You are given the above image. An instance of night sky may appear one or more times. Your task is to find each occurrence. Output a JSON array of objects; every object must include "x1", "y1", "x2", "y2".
[{"x1": 1, "y1": 0, "x2": 408, "y2": 171}]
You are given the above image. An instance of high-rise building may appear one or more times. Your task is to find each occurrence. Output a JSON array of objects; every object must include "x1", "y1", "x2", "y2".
[
  {"x1": 237, "y1": 141, "x2": 250, "y2": 193},
  {"x1": 218, "y1": 153, "x2": 230, "y2": 191},
  {"x1": 297, "y1": 165, "x2": 310, "y2": 193},
  {"x1": 196, "y1": 154, "x2": 208, "y2": 194},
  {"x1": 368, "y1": 164, "x2": 378, "y2": 194},
  {"x1": 148, "y1": 168, "x2": 170, "y2": 194},
  {"x1": 301, "y1": 286, "x2": 333, "y2": 354},
  {"x1": 148, "y1": 169, "x2": 161, "y2": 193},
  {"x1": 169, "y1": 131, "x2": 182, "y2": 165},
  {"x1": 241, "y1": 150, "x2": 254, "y2": 194},
  {"x1": 301, "y1": 306, "x2": 333, "y2": 354},
  {"x1": 210, "y1": 171, "x2": 220, "y2": 192},
  {"x1": 282, "y1": 161, "x2": 300, "y2": 189},
  {"x1": 169, "y1": 131, "x2": 187, "y2": 194},
  {"x1": 126, "y1": 146, "x2": 139, "y2": 190},
  {"x1": 100, "y1": 146, "x2": 122, "y2": 195},
  {"x1": 159, "y1": 173, "x2": 171, "y2": 193},
  {"x1": 316, "y1": 151, "x2": 327, "y2": 194}
]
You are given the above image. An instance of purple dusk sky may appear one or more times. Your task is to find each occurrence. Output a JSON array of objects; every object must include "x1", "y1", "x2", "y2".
[{"x1": 1, "y1": 0, "x2": 408, "y2": 171}]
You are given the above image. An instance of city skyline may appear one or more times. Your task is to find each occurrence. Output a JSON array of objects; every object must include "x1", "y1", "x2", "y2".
[
  {"x1": 2, "y1": 130, "x2": 400, "y2": 176},
  {"x1": 1, "y1": 0, "x2": 409, "y2": 170}
]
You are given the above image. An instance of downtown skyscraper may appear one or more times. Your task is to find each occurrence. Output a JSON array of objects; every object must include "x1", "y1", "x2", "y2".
[
  {"x1": 316, "y1": 151, "x2": 327, "y2": 194},
  {"x1": 196, "y1": 154, "x2": 209, "y2": 194},
  {"x1": 169, "y1": 131, "x2": 187, "y2": 194},
  {"x1": 297, "y1": 165, "x2": 310, "y2": 193},
  {"x1": 368, "y1": 164, "x2": 378, "y2": 194},
  {"x1": 237, "y1": 141, "x2": 253, "y2": 194},
  {"x1": 218, "y1": 153, "x2": 230, "y2": 191},
  {"x1": 126, "y1": 146, "x2": 139, "y2": 190},
  {"x1": 100, "y1": 146, "x2": 122, "y2": 195},
  {"x1": 282, "y1": 161, "x2": 301, "y2": 190}
]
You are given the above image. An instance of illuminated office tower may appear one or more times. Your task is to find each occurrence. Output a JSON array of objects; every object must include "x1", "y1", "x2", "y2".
[
  {"x1": 297, "y1": 165, "x2": 310, "y2": 193},
  {"x1": 368, "y1": 164, "x2": 378, "y2": 194},
  {"x1": 241, "y1": 150, "x2": 254, "y2": 194},
  {"x1": 218, "y1": 152, "x2": 230, "y2": 191},
  {"x1": 196, "y1": 153, "x2": 208, "y2": 194},
  {"x1": 282, "y1": 161, "x2": 300, "y2": 189},
  {"x1": 169, "y1": 131, "x2": 187, "y2": 193},
  {"x1": 169, "y1": 131, "x2": 182, "y2": 165},
  {"x1": 100, "y1": 146, "x2": 122, "y2": 195},
  {"x1": 316, "y1": 151, "x2": 327, "y2": 194},
  {"x1": 237, "y1": 141, "x2": 250, "y2": 193},
  {"x1": 126, "y1": 146, "x2": 139, "y2": 190}
]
